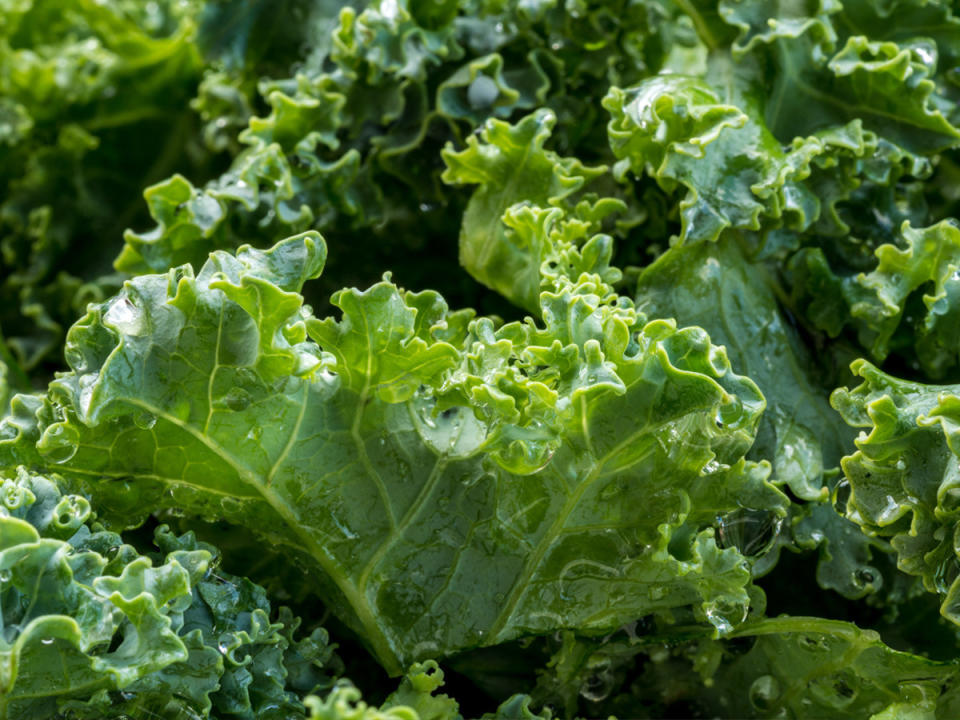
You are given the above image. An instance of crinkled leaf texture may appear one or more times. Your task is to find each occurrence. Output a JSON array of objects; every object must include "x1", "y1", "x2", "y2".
[
  {"x1": 0, "y1": 231, "x2": 786, "y2": 674},
  {"x1": 832, "y1": 359, "x2": 960, "y2": 626},
  {"x1": 302, "y1": 660, "x2": 548, "y2": 720},
  {"x1": 635, "y1": 234, "x2": 852, "y2": 501},
  {"x1": 698, "y1": 617, "x2": 958, "y2": 718},
  {"x1": 632, "y1": 234, "x2": 900, "y2": 599},
  {"x1": 525, "y1": 615, "x2": 958, "y2": 719},
  {"x1": 0, "y1": 0, "x2": 209, "y2": 382},
  {"x1": 791, "y1": 220, "x2": 960, "y2": 378},
  {"x1": 0, "y1": 466, "x2": 336, "y2": 719},
  {"x1": 441, "y1": 110, "x2": 606, "y2": 312}
]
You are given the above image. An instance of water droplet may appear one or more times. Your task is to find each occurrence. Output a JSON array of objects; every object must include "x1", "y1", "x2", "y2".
[
  {"x1": 467, "y1": 75, "x2": 499, "y2": 109},
  {"x1": 132, "y1": 410, "x2": 157, "y2": 430},
  {"x1": 934, "y1": 557, "x2": 959, "y2": 593},
  {"x1": 832, "y1": 479, "x2": 851, "y2": 515},
  {"x1": 809, "y1": 670, "x2": 859, "y2": 708},
  {"x1": 876, "y1": 494, "x2": 902, "y2": 525},
  {"x1": 600, "y1": 480, "x2": 622, "y2": 500},
  {"x1": 217, "y1": 633, "x2": 233, "y2": 655},
  {"x1": 222, "y1": 388, "x2": 251, "y2": 412},
  {"x1": 191, "y1": 193, "x2": 222, "y2": 228},
  {"x1": 104, "y1": 296, "x2": 144, "y2": 336},
  {"x1": 413, "y1": 390, "x2": 487, "y2": 457},
  {"x1": 579, "y1": 664, "x2": 614, "y2": 703},
  {"x1": 293, "y1": 347, "x2": 321, "y2": 376},
  {"x1": 41, "y1": 637, "x2": 55, "y2": 645},
  {"x1": 715, "y1": 508, "x2": 782, "y2": 556},
  {"x1": 799, "y1": 634, "x2": 829, "y2": 653},
  {"x1": 911, "y1": 42, "x2": 937, "y2": 68},
  {"x1": 716, "y1": 395, "x2": 744, "y2": 428},
  {"x1": 38, "y1": 424, "x2": 80, "y2": 464},
  {"x1": 702, "y1": 458, "x2": 724, "y2": 474},
  {"x1": 749, "y1": 675, "x2": 781, "y2": 711},
  {"x1": 895, "y1": 458, "x2": 906, "y2": 471},
  {"x1": 0, "y1": 570, "x2": 11, "y2": 583},
  {"x1": 704, "y1": 599, "x2": 748, "y2": 635},
  {"x1": 854, "y1": 568, "x2": 877, "y2": 589}
]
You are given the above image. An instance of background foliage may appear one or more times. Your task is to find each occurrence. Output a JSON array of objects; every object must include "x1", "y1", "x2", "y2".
[{"x1": 5, "y1": 0, "x2": 960, "y2": 717}]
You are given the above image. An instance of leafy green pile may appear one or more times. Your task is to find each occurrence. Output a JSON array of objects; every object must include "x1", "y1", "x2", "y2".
[{"x1": 6, "y1": 0, "x2": 960, "y2": 717}]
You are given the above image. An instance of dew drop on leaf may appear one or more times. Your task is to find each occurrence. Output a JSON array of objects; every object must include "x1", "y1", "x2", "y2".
[
  {"x1": 715, "y1": 395, "x2": 743, "y2": 428},
  {"x1": 704, "y1": 598, "x2": 748, "y2": 635},
  {"x1": 221, "y1": 388, "x2": 251, "y2": 412},
  {"x1": 749, "y1": 674, "x2": 781, "y2": 711},
  {"x1": 217, "y1": 633, "x2": 233, "y2": 655},
  {"x1": 38, "y1": 424, "x2": 80, "y2": 464},
  {"x1": 467, "y1": 75, "x2": 499, "y2": 109},
  {"x1": 799, "y1": 634, "x2": 829, "y2": 653},
  {"x1": 413, "y1": 390, "x2": 487, "y2": 456},
  {"x1": 809, "y1": 670, "x2": 859, "y2": 708},
  {"x1": 132, "y1": 410, "x2": 157, "y2": 430},
  {"x1": 854, "y1": 568, "x2": 878, "y2": 589},
  {"x1": 103, "y1": 296, "x2": 144, "y2": 336},
  {"x1": 715, "y1": 508, "x2": 782, "y2": 557},
  {"x1": 579, "y1": 664, "x2": 614, "y2": 703},
  {"x1": 832, "y1": 479, "x2": 851, "y2": 515}
]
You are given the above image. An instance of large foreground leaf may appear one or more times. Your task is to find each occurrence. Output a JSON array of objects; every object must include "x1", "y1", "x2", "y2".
[{"x1": 0, "y1": 232, "x2": 786, "y2": 673}]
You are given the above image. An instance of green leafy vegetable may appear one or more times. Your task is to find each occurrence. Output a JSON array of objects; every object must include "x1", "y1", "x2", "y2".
[
  {"x1": 7, "y1": 0, "x2": 960, "y2": 717},
  {"x1": 0, "y1": 466, "x2": 337, "y2": 719},
  {"x1": 1, "y1": 231, "x2": 788, "y2": 674}
]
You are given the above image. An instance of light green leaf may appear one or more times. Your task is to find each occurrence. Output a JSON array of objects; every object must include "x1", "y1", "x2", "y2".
[
  {"x1": 441, "y1": 111, "x2": 606, "y2": 312},
  {"x1": 2, "y1": 232, "x2": 786, "y2": 673},
  {"x1": 832, "y1": 359, "x2": 960, "y2": 625}
]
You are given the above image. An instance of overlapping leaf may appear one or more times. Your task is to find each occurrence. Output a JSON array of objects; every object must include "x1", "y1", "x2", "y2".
[
  {"x1": 0, "y1": 466, "x2": 335, "y2": 719},
  {"x1": 0, "y1": 231, "x2": 786, "y2": 673},
  {"x1": 789, "y1": 221, "x2": 960, "y2": 378},
  {"x1": 832, "y1": 359, "x2": 960, "y2": 627},
  {"x1": 604, "y1": 65, "x2": 931, "y2": 249},
  {"x1": 0, "y1": 0, "x2": 213, "y2": 393},
  {"x1": 441, "y1": 111, "x2": 608, "y2": 311},
  {"x1": 516, "y1": 615, "x2": 959, "y2": 718}
]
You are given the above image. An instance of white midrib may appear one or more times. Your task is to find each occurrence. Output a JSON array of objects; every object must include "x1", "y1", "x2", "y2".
[{"x1": 120, "y1": 396, "x2": 403, "y2": 674}]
